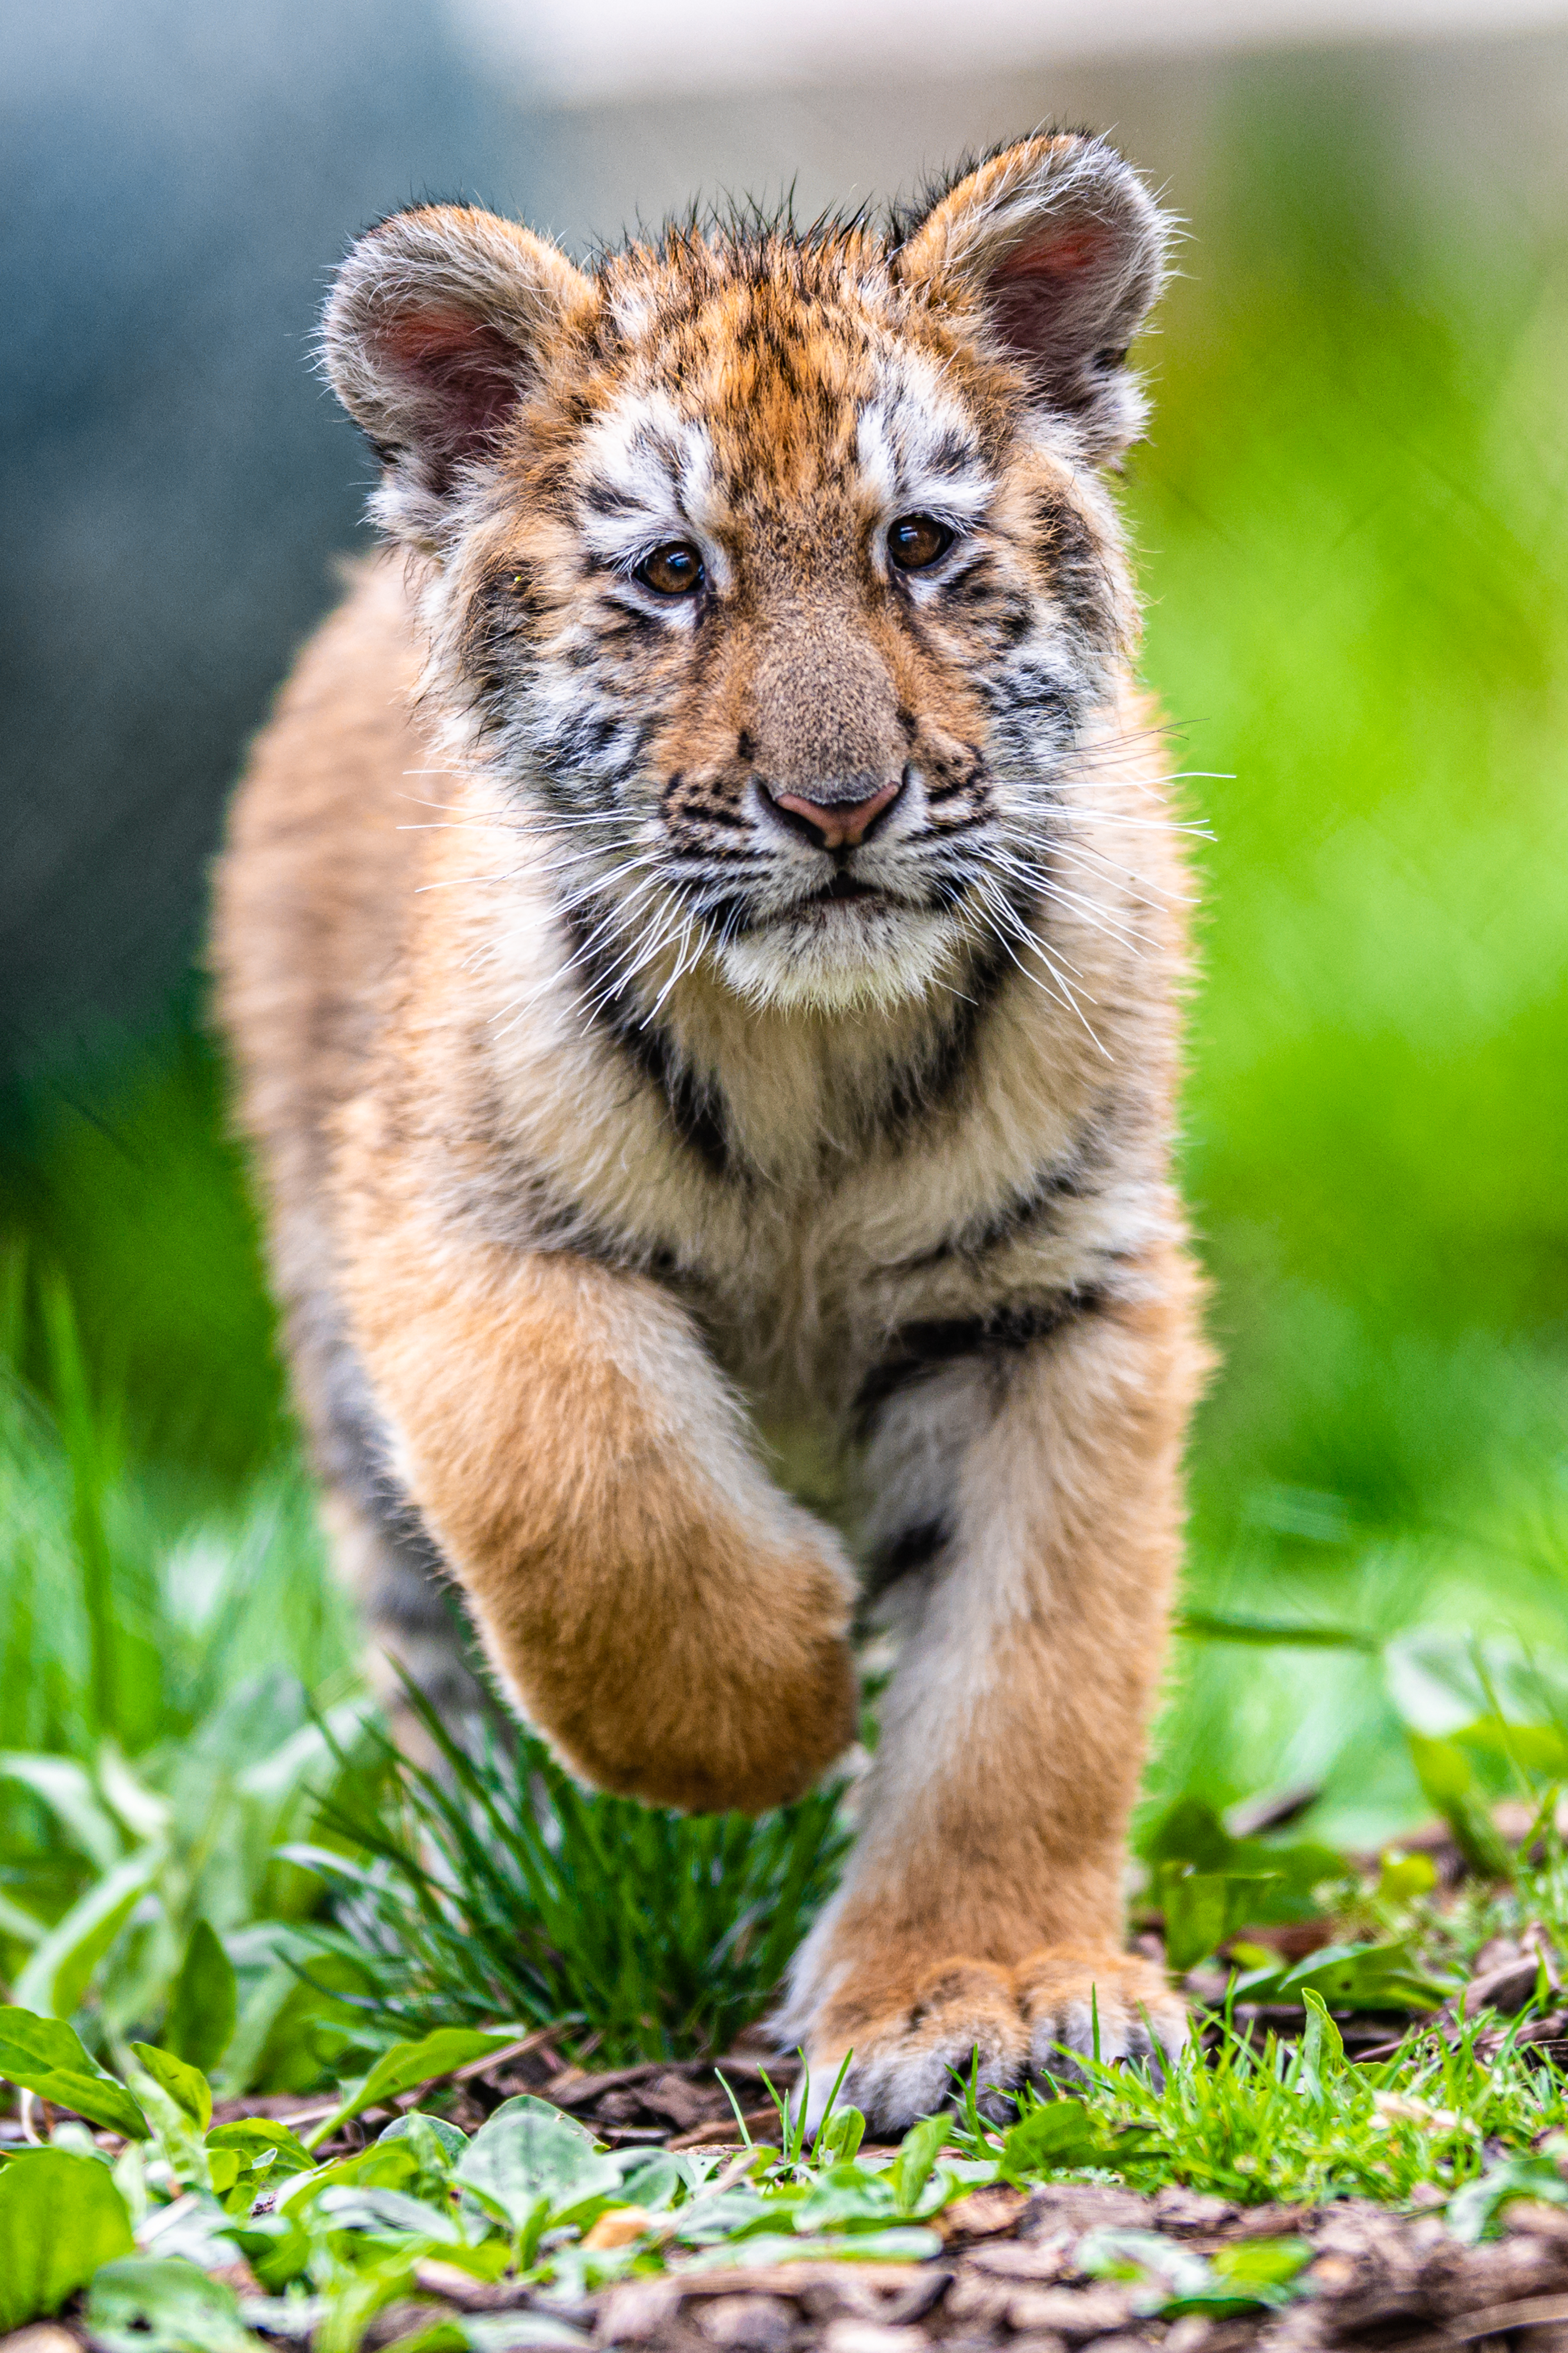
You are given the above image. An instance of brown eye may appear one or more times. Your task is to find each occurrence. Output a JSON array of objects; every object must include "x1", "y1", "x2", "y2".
[
  {"x1": 635, "y1": 541, "x2": 705, "y2": 596},
  {"x1": 888, "y1": 514, "x2": 954, "y2": 572}
]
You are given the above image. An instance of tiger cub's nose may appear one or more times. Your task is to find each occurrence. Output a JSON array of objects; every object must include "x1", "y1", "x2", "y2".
[{"x1": 765, "y1": 774, "x2": 904, "y2": 850}]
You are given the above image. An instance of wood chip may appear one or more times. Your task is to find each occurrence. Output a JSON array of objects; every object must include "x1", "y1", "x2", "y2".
[{"x1": 937, "y1": 2183, "x2": 1028, "y2": 2239}]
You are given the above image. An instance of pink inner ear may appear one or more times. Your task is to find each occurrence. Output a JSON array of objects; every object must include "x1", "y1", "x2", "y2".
[
  {"x1": 985, "y1": 221, "x2": 1117, "y2": 375},
  {"x1": 991, "y1": 223, "x2": 1109, "y2": 286},
  {"x1": 379, "y1": 305, "x2": 522, "y2": 459}
]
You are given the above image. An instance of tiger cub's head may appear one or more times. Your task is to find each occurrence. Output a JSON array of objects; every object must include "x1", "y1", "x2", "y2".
[{"x1": 325, "y1": 137, "x2": 1171, "y2": 1013}]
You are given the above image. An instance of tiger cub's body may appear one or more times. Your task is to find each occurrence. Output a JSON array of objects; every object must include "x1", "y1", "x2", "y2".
[{"x1": 214, "y1": 135, "x2": 1207, "y2": 2128}]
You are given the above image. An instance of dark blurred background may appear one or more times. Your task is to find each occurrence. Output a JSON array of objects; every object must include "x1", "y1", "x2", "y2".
[{"x1": 4, "y1": 0, "x2": 1567, "y2": 1843}]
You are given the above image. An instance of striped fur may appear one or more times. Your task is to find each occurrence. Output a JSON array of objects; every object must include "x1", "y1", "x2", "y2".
[{"x1": 212, "y1": 133, "x2": 1209, "y2": 2129}]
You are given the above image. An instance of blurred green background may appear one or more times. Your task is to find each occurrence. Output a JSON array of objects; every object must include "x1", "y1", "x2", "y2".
[{"x1": 3, "y1": 55, "x2": 1565, "y2": 1995}]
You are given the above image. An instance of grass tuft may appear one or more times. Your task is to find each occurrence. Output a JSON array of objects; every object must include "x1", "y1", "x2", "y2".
[
  {"x1": 305, "y1": 1685, "x2": 852, "y2": 2065},
  {"x1": 953, "y1": 1992, "x2": 1568, "y2": 2210}
]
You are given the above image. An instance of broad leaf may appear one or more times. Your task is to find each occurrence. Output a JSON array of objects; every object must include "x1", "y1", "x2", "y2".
[
  {"x1": 164, "y1": 1919, "x2": 237, "y2": 2074},
  {"x1": 1235, "y1": 1938, "x2": 1449, "y2": 2011},
  {"x1": 274, "y1": 2136, "x2": 423, "y2": 2212},
  {"x1": 0, "y1": 2004, "x2": 148, "y2": 2138},
  {"x1": 86, "y1": 2255, "x2": 259, "y2": 2352},
  {"x1": 304, "y1": 2025, "x2": 527, "y2": 2150},
  {"x1": 12, "y1": 1845, "x2": 163, "y2": 2019},
  {"x1": 0, "y1": 1752, "x2": 125, "y2": 1873},
  {"x1": 455, "y1": 2095, "x2": 622, "y2": 2250},
  {"x1": 1143, "y1": 1794, "x2": 1341, "y2": 1935},
  {"x1": 793, "y1": 2161, "x2": 899, "y2": 2231},
  {"x1": 889, "y1": 2112, "x2": 951, "y2": 2213},
  {"x1": 0, "y1": 2148, "x2": 135, "y2": 2328},
  {"x1": 1405, "y1": 1733, "x2": 1515, "y2": 1878},
  {"x1": 1162, "y1": 1869, "x2": 1279, "y2": 1972},
  {"x1": 1448, "y1": 2142, "x2": 1568, "y2": 2244},
  {"x1": 130, "y1": 2042, "x2": 213, "y2": 2132},
  {"x1": 814, "y1": 2104, "x2": 865, "y2": 2166},
  {"x1": 1000, "y1": 2097, "x2": 1106, "y2": 2179},
  {"x1": 206, "y1": 2115, "x2": 314, "y2": 2176},
  {"x1": 382, "y1": 2109, "x2": 469, "y2": 2159}
]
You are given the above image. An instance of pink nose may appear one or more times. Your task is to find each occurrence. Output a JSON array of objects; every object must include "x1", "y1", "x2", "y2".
[{"x1": 768, "y1": 777, "x2": 903, "y2": 849}]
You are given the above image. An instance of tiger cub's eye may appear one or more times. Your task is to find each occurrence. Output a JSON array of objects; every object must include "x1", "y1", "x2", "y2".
[
  {"x1": 635, "y1": 541, "x2": 705, "y2": 596},
  {"x1": 887, "y1": 514, "x2": 954, "y2": 572}
]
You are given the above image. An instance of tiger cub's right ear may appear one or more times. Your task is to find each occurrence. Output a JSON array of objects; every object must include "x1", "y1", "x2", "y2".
[{"x1": 323, "y1": 203, "x2": 595, "y2": 547}]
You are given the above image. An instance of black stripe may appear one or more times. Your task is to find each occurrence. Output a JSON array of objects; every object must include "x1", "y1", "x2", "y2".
[
  {"x1": 562, "y1": 901, "x2": 733, "y2": 1177},
  {"x1": 862, "y1": 1517, "x2": 949, "y2": 1607},
  {"x1": 853, "y1": 1287, "x2": 1108, "y2": 1435},
  {"x1": 903, "y1": 1112, "x2": 1112, "y2": 1268},
  {"x1": 878, "y1": 891, "x2": 1028, "y2": 1138}
]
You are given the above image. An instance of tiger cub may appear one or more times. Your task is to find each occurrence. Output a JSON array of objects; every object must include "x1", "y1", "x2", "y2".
[{"x1": 213, "y1": 133, "x2": 1207, "y2": 2128}]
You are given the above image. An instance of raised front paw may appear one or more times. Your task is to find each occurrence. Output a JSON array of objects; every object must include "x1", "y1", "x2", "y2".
[
  {"x1": 802, "y1": 1945, "x2": 1185, "y2": 2135},
  {"x1": 544, "y1": 1530, "x2": 859, "y2": 1817}
]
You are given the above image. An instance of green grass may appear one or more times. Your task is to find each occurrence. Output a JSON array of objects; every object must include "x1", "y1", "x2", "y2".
[
  {"x1": 302, "y1": 1691, "x2": 851, "y2": 2066},
  {"x1": 953, "y1": 2003, "x2": 1565, "y2": 2213}
]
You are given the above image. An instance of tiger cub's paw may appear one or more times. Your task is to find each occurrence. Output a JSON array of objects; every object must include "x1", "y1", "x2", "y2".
[{"x1": 801, "y1": 1945, "x2": 1185, "y2": 2136}]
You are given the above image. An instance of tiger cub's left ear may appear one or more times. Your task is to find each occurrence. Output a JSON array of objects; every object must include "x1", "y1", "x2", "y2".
[{"x1": 893, "y1": 134, "x2": 1173, "y2": 457}]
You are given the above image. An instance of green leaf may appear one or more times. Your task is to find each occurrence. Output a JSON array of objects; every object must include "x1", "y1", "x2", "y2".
[
  {"x1": 1176, "y1": 1611, "x2": 1374, "y2": 1651},
  {"x1": 794, "y1": 2161, "x2": 899, "y2": 2232},
  {"x1": 611, "y1": 2149, "x2": 685, "y2": 2214},
  {"x1": 1236, "y1": 1939, "x2": 1450, "y2": 2012},
  {"x1": 0, "y1": 1889, "x2": 46, "y2": 1947},
  {"x1": 1210, "y1": 2238, "x2": 1315, "y2": 2294},
  {"x1": 0, "y1": 1752, "x2": 126, "y2": 1873},
  {"x1": 999, "y1": 2097, "x2": 1106, "y2": 2179},
  {"x1": 889, "y1": 2111, "x2": 951, "y2": 2213},
  {"x1": 303, "y1": 2025, "x2": 527, "y2": 2150},
  {"x1": 164, "y1": 1919, "x2": 237, "y2": 2074},
  {"x1": 129, "y1": 2042, "x2": 212, "y2": 2132},
  {"x1": 1292, "y1": 1990, "x2": 1345, "y2": 2102},
  {"x1": 1448, "y1": 2143, "x2": 1568, "y2": 2243},
  {"x1": 1079, "y1": 2224, "x2": 1212, "y2": 2300},
  {"x1": 0, "y1": 2004, "x2": 148, "y2": 2138},
  {"x1": 12, "y1": 1844, "x2": 163, "y2": 2019},
  {"x1": 1377, "y1": 1849, "x2": 1438, "y2": 1903},
  {"x1": 814, "y1": 2104, "x2": 865, "y2": 2166},
  {"x1": 1405, "y1": 1733, "x2": 1515, "y2": 1878},
  {"x1": 1161, "y1": 1869, "x2": 1279, "y2": 1972},
  {"x1": 455, "y1": 2095, "x2": 622, "y2": 2257},
  {"x1": 86, "y1": 2255, "x2": 259, "y2": 2352},
  {"x1": 206, "y1": 2115, "x2": 314, "y2": 2177},
  {"x1": 0, "y1": 2148, "x2": 135, "y2": 2328},
  {"x1": 381, "y1": 2110, "x2": 469, "y2": 2169},
  {"x1": 1144, "y1": 1795, "x2": 1238, "y2": 1872}
]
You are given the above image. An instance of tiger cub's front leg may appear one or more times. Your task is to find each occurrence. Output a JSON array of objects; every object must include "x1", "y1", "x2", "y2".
[
  {"x1": 785, "y1": 1245, "x2": 1202, "y2": 2131},
  {"x1": 339, "y1": 1185, "x2": 858, "y2": 1815}
]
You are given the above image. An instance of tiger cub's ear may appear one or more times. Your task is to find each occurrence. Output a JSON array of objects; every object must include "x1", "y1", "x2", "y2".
[
  {"x1": 893, "y1": 135, "x2": 1172, "y2": 457},
  {"x1": 322, "y1": 203, "x2": 596, "y2": 546}
]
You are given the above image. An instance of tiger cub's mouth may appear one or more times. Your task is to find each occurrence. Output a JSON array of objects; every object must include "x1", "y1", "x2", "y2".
[{"x1": 815, "y1": 873, "x2": 879, "y2": 905}]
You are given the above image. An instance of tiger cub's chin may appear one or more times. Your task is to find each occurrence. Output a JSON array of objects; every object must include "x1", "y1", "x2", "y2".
[{"x1": 715, "y1": 901, "x2": 963, "y2": 1013}]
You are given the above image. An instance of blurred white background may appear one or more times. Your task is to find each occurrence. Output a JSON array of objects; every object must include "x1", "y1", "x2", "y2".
[{"x1": 457, "y1": 0, "x2": 1568, "y2": 102}]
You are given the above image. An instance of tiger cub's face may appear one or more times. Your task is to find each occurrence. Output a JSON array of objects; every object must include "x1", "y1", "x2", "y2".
[{"x1": 326, "y1": 137, "x2": 1170, "y2": 1012}]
